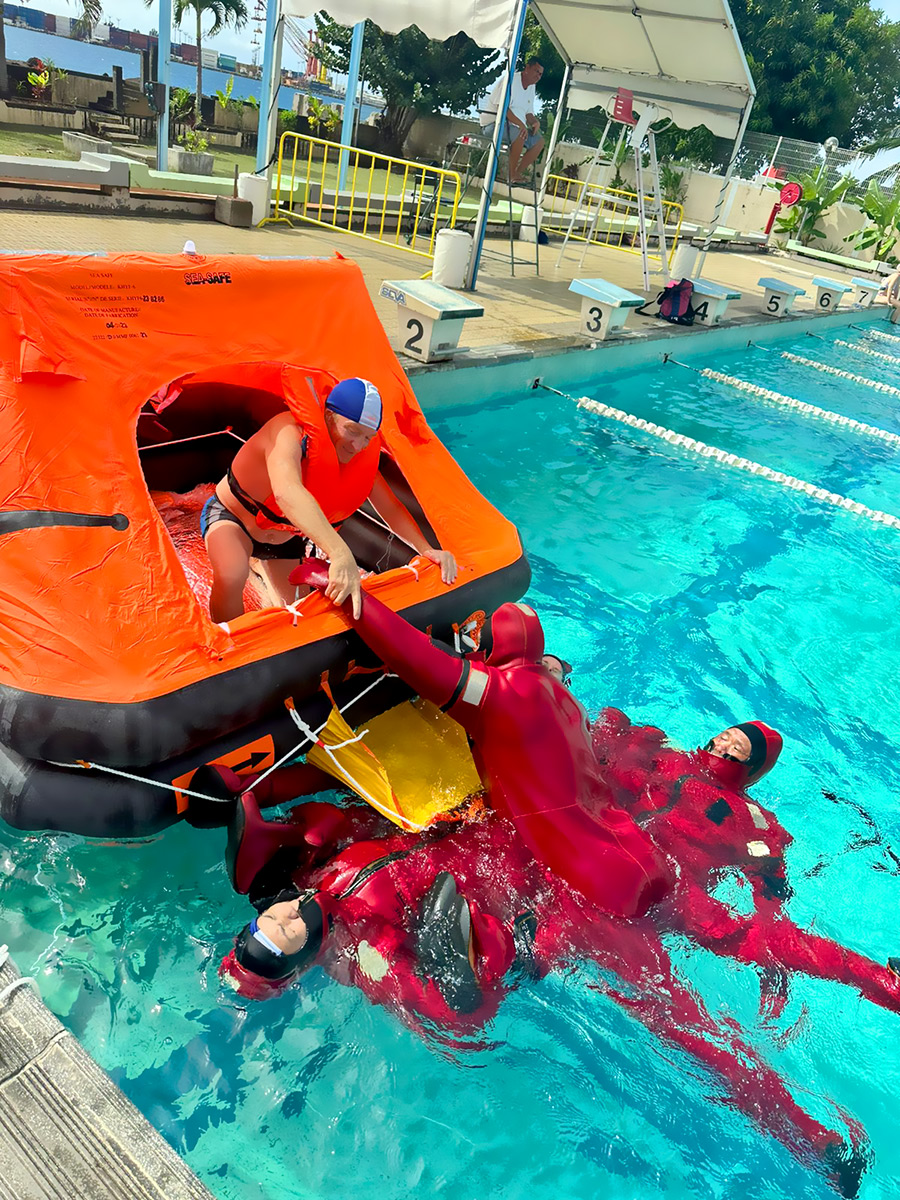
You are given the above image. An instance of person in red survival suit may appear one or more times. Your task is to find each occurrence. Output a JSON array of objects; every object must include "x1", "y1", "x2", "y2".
[
  {"x1": 290, "y1": 559, "x2": 671, "y2": 920},
  {"x1": 217, "y1": 786, "x2": 866, "y2": 1197},
  {"x1": 591, "y1": 712, "x2": 900, "y2": 1017},
  {"x1": 219, "y1": 791, "x2": 540, "y2": 1030}
]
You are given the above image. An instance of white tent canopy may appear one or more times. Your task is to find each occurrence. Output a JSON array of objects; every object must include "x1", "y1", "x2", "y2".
[
  {"x1": 268, "y1": 0, "x2": 755, "y2": 284},
  {"x1": 534, "y1": 0, "x2": 753, "y2": 140},
  {"x1": 288, "y1": 0, "x2": 754, "y2": 138},
  {"x1": 291, "y1": 0, "x2": 520, "y2": 49}
]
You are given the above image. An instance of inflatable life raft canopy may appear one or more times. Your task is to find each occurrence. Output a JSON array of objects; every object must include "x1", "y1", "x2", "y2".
[{"x1": 0, "y1": 251, "x2": 529, "y2": 836}]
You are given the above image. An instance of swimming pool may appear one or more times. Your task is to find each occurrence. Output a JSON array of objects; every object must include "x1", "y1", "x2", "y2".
[{"x1": 2, "y1": 316, "x2": 900, "y2": 1199}]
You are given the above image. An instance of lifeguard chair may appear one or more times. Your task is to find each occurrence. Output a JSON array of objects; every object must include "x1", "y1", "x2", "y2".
[{"x1": 554, "y1": 87, "x2": 672, "y2": 289}]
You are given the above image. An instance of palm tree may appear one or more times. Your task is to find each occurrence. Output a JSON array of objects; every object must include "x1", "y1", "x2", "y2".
[{"x1": 173, "y1": 0, "x2": 247, "y2": 124}]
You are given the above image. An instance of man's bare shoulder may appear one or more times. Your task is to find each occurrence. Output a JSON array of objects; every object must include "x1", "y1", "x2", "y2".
[{"x1": 251, "y1": 411, "x2": 300, "y2": 453}]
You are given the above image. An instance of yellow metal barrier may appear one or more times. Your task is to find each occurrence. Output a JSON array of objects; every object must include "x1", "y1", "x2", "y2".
[
  {"x1": 265, "y1": 132, "x2": 463, "y2": 260},
  {"x1": 542, "y1": 175, "x2": 683, "y2": 267}
]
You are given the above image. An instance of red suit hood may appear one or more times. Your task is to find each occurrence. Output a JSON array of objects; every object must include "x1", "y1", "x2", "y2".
[
  {"x1": 697, "y1": 720, "x2": 783, "y2": 788},
  {"x1": 484, "y1": 602, "x2": 545, "y2": 669}
]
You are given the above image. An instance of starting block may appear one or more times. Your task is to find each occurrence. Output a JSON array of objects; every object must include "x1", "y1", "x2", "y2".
[
  {"x1": 380, "y1": 279, "x2": 484, "y2": 363},
  {"x1": 688, "y1": 278, "x2": 742, "y2": 325},
  {"x1": 568, "y1": 278, "x2": 645, "y2": 340},
  {"x1": 812, "y1": 276, "x2": 852, "y2": 312},
  {"x1": 852, "y1": 276, "x2": 882, "y2": 308},
  {"x1": 758, "y1": 277, "x2": 806, "y2": 317}
]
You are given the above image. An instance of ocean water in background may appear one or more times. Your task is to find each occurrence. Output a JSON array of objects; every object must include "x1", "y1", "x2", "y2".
[
  {"x1": 2, "y1": 26, "x2": 379, "y2": 119},
  {"x1": 2, "y1": 320, "x2": 900, "y2": 1199}
]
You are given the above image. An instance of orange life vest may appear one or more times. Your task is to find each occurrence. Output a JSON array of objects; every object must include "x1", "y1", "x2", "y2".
[{"x1": 254, "y1": 364, "x2": 382, "y2": 531}]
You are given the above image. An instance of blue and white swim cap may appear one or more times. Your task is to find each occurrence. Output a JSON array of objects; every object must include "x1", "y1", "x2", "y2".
[{"x1": 326, "y1": 377, "x2": 382, "y2": 431}]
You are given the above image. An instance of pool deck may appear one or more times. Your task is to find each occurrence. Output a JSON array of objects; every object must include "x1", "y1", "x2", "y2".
[
  {"x1": 0, "y1": 208, "x2": 887, "y2": 369},
  {"x1": 0, "y1": 948, "x2": 215, "y2": 1199},
  {"x1": 0, "y1": 207, "x2": 891, "y2": 1199}
]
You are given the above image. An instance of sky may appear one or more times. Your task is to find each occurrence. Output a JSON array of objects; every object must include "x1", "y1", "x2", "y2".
[{"x1": 31, "y1": 0, "x2": 315, "y2": 71}]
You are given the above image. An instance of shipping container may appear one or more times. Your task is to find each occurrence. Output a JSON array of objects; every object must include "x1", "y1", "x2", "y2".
[
  {"x1": 180, "y1": 43, "x2": 198, "y2": 63},
  {"x1": 22, "y1": 10, "x2": 44, "y2": 29},
  {"x1": 4, "y1": 6, "x2": 21, "y2": 23},
  {"x1": 93, "y1": 23, "x2": 110, "y2": 41},
  {"x1": 201, "y1": 48, "x2": 218, "y2": 67},
  {"x1": 129, "y1": 31, "x2": 149, "y2": 51},
  {"x1": 217, "y1": 53, "x2": 237, "y2": 71},
  {"x1": 109, "y1": 26, "x2": 130, "y2": 47},
  {"x1": 56, "y1": 15, "x2": 71, "y2": 35},
  {"x1": 43, "y1": 12, "x2": 56, "y2": 32}
]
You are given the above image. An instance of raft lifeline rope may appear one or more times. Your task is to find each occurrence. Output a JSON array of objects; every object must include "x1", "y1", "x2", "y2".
[
  {"x1": 60, "y1": 670, "x2": 393, "y2": 807},
  {"x1": 542, "y1": 383, "x2": 900, "y2": 530},
  {"x1": 671, "y1": 360, "x2": 900, "y2": 448}
]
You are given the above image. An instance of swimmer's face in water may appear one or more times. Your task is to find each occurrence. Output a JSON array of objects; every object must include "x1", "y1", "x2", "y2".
[
  {"x1": 542, "y1": 655, "x2": 567, "y2": 682},
  {"x1": 325, "y1": 410, "x2": 378, "y2": 463},
  {"x1": 256, "y1": 898, "x2": 309, "y2": 955},
  {"x1": 705, "y1": 726, "x2": 752, "y2": 764}
]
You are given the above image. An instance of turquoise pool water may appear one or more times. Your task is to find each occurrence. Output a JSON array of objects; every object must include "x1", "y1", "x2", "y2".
[{"x1": 3, "y1": 318, "x2": 900, "y2": 1199}]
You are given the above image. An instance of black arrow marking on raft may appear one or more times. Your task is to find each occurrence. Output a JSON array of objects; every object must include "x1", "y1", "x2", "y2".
[
  {"x1": 228, "y1": 750, "x2": 271, "y2": 774},
  {"x1": 0, "y1": 510, "x2": 129, "y2": 535}
]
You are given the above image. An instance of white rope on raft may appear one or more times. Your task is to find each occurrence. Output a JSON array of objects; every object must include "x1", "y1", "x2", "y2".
[
  {"x1": 780, "y1": 351, "x2": 900, "y2": 398},
  {"x1": 573, "y1": 395, "x2": 900, "y2": 529},
  {"x1": 699, "y1": 368, "x2": 900, "y2": 447},
  {"x1": 832, "y1": 338, "x2": 900, "y2": 365},
  {"x1": 57, "y1": 671, "x2": 394, "y2": 804}
]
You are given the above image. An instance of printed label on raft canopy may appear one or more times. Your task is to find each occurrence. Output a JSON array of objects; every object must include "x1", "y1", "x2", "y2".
[{"x1": 61, "y1": 272, "x2": 171, "y2": 338}]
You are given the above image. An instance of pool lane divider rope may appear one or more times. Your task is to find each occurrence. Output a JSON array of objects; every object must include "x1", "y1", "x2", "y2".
[
  {"x1": 831, "y1": 338, "x2": 900, "y2": 365},
  {"x1": 774, "y1": 350, "x2": 900, "y2": 398},
  {"x1": 850, "y1": 323, "x2": 900, "y2": 345},
  {"x1": 538, "y1": 382, "x2": 900, "y2": 530},
  {"x1": 666, "y1": 357, "x2": 900, "y2": 447}
]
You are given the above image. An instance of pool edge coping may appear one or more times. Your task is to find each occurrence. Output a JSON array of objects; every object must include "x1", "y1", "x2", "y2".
[
  {"x1": 407, "y1": 304, "x2": 893, "y2": 410},
  {"x1": 0, "y1": 948, "x2": 217, "y2": 1200}
]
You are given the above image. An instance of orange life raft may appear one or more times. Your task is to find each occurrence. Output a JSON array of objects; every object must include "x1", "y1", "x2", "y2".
[{"x1": 0, "y1": 251, "x2": 529, "y2": 836}]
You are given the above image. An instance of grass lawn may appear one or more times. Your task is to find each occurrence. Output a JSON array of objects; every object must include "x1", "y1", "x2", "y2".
[{"x1": 0, "y1": 126, "x2": 77, "y2": 159}]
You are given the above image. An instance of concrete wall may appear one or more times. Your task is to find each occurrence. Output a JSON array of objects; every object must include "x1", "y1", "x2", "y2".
[
  {"x1": 50, "y1": 74, "x2": 113, "y2": 109},
  {"x1": 404, "y1": 113, "x2": 480, "y2": 164},
  {"x1": 0, "y1": 100, "x2": 86, "y2": 129}
]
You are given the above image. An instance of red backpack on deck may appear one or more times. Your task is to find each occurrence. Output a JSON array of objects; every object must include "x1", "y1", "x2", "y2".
[{"x1": 638, "y1": 277, "x2": 696, "y2": 326}]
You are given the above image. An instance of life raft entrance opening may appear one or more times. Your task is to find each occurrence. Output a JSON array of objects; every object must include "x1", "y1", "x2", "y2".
[{"x1": 137, "y1": 363, "x2": 438, "y2": 613}]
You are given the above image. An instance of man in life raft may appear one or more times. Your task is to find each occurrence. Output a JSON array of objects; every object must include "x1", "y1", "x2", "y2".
[
  {"x1": 291, "y1": 558, "x2": 672, "y2": 918},
  {"x1": 201, "y1": 377, "x2": 456, "y2": 623},
  {"x1": 591, "y1": 712, "x2": 900, "y2": 1018}
]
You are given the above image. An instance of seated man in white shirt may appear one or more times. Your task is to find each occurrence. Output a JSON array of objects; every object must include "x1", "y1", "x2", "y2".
[{"x1": 480, "y1": 59, "x2": 544, "y2": 184}]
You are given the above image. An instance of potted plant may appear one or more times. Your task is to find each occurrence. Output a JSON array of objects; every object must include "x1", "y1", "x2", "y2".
[
  {"x1": 169, "y1": 128, "x2": 214, "y2": 175},
  {"x1": 214, "y1": 75, "x2": 243, "y2": 131},
  {"x1": 844, "y1": 181, "x2": 900, "y2": 263}
]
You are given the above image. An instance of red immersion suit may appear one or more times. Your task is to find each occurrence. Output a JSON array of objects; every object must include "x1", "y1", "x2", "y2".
[
  {"x1": 221, "y1": 788, "x2": 866, "y2": 1195},
  {"x1": 591, "y1": 710, "x2": 900, "y2": 1018},
  {"x1": 292, "y1": 560, "x2": 671, "y2": 919}
]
